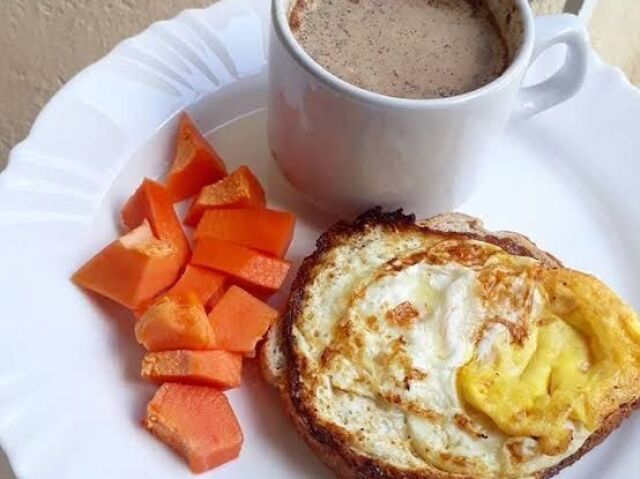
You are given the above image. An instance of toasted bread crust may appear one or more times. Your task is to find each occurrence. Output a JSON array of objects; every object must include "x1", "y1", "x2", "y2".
[
  {"x1": 259, "y1": 208, "x2": 639, "y2": 479},
  {"x1": 258, "y1": 315, "x2": 287, "y2": 388}
]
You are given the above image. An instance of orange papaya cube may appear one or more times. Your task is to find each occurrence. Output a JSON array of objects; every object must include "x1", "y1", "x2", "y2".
[
  {"x1": 183, "y1": 166, "x2": 266, "y2": 226},
  {"x1": 208, "y1": 286, "x2": 278, "y2": 354},
  {"x1": 206, "y1": 280, "x2": 229, "y2": 311},
  {"x1": 144, "y1": 383, "x2": 243, "y2": 473},
  {"x1": 121, "y1": 178, "x2": 191, "y2": 266},
  {"x1": 194, "y1": 208, "x2": 296, "y2": 258},
  {"x1": 165, "y1": 113, "x2": 227, "y2": 203},
  {"x1": 191, "y1": 238, "x2": 291, "y2": 293},
  {"x1": 135, "y1": 294, "x2": 214, "y2": 352},
  {"x1": 72, "y1": 221, "x2": 181, "y2": 310},
  {"x1": 134, "y1": 265, "x2": 228, "y2": 318},
  {"x1": 141, "y1": 350, "x2": 242, "y2": 389},
  {"x1": 169, "y1": 265, "x2": 227, "y2": 306}
]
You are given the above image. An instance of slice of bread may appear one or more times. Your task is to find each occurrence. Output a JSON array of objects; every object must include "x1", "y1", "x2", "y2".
[{"x1": 259, "y1": 208, "x2": 640, "y2": 479}]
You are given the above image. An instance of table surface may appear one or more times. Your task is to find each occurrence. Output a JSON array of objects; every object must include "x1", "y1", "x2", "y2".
[
  {"x1": 0, "y1": 451, "x2": 8, "y2": 479},
  {"x1": 1, "y1": 1, "x2": 639, "y2": 477}
]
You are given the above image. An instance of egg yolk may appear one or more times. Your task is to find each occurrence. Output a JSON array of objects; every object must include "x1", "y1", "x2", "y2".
[{"x1": 459, "y1": 268, "x2": 640, "y2": 456}]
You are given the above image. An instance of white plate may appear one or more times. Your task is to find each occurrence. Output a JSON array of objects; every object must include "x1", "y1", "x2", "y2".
[{"x1": 1, "y1": 0, "x2": 639, "y2": 477}]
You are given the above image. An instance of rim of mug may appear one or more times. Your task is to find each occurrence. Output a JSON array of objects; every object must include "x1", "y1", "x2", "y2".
[{"x1": 272, "y1": 0, "x2": 535, "y2": 108}]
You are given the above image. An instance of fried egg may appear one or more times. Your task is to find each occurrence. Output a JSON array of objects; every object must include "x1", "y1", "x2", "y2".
[{"x1": 292, "y1": 228, "x2": 640, "y2": 478}]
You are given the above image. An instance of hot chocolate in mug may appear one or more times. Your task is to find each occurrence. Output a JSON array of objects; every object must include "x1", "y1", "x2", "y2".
[{"x1": 268, "y1": 0, "x2": 588, "y2": 215}]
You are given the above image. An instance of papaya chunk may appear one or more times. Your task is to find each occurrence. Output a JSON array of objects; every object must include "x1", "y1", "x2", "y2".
[
  {"x1": 168, "y1": 265, "x2": 227, "y2": 308},
  {"x1": 208, "y1": 286, "x2": 278, "y2": 354},
  {"x1": 165, "y1": 114, "x2": 227, "y2": 203},
  {"x1": 121, "y1": 178, "x2": 190, "y2": 266},
  {"x1": 141, "y1": 350, "x2": 242, "y2": 389},
  {"x1": 135, "y1": 294, "x2": 214, "y2": 352},
  {"x1": 72, "y1": 221, "x2": 181, "y2": 310},
  {"x1": 144, "y1": 383, "x2": 243, "y2": 473},
  {"x1": 194, "y1": 208, "x2": 296, "y2": 258},
  {"x1": 184, "y1": 166, "x2": 265, "y2": 226},
  {"x1": 192, "y1": 238, "x2": 291, "y2": 293},
  {"x1": 134, "y1": 265, "x2": 227, "y2": 318},
  {"x1": 205, "y1": 279, "x2": 229, "y2": 310}
]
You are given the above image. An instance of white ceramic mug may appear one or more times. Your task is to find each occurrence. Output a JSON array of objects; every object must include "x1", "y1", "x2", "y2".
[{"x1": 268, "y1": 0, "x2": 589, "y2": 216}]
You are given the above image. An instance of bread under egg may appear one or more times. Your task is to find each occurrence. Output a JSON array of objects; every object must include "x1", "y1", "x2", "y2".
[{"x1": 262, "y1": 209, "x2": 640, "y2": 479}]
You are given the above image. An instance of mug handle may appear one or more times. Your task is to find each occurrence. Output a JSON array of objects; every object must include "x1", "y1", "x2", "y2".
[{"x1": 513, "y1": 14, "x2": 589, "y2": 119}]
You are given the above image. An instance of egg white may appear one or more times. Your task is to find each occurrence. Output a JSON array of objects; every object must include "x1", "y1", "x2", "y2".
[{"x1": 295, "y1": 232, "x2": 590, "y2": 477}]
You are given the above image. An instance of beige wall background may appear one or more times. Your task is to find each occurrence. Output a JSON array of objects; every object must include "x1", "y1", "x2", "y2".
[
  {"x1": 0, "y1": 0, "x2": 213, "y2": 166},
  {"x1": 0, "y1": 1, "x2": 639, "y2": 478}
]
